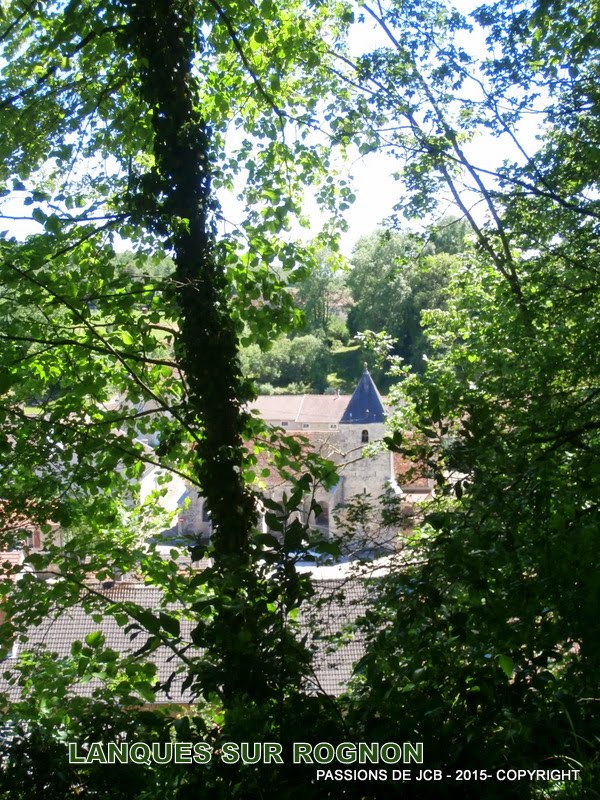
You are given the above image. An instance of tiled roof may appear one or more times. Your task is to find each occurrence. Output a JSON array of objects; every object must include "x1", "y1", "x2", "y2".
[
  {"x1": 340, "y1": 368, "x2": 386, "y2": 425},
  {"x1": 0, "y1": 579, "x2": 373, "y2": 703},
  {"x1": 0, "y1": 500, "x2": 53, "y2": 541},
  {"x1": 393, "y1": 452, "x2": 433, "y2": 491},
  {"x1": 252, "y1": 394, "x2": 351, "y2": 425},
  {"x1": 302, "y1": 579, "x2": 371, "y2": 695},
  {"x1": 0, "y1": 552, "x2": 22, "y2": 568},
  {"x1": 251, "y1": 430, "x2": 342, "y2": 488},
  {"x1": 0, "y1": 584, "x2": 197, "y2": 704}
]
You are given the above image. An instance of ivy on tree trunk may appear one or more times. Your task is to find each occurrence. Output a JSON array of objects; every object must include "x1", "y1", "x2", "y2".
[
  {"x1": 126, "y1": 0, "x2": 286, "y2": 707},
  {"x1": 128, "y1": 0, "x2": 256, "y2": 564}
]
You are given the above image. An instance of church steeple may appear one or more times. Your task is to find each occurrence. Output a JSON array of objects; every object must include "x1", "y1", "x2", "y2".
[{"x1": 340, "y1": 365, "x2": 386, "y2": 424}]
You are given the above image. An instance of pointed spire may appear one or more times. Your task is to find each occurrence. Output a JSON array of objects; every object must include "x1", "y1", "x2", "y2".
[{"x1": 340, "y1": 366, "x2": 386, "y2": 424}]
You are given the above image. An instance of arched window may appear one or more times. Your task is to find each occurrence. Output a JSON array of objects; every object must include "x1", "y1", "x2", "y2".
[{"x1": 361, "y1": 429, "x2": 369, "y2": 443}]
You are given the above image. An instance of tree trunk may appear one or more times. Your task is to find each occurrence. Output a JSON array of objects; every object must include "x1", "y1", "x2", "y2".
[
  {"x1": 127, "y1": 0, "x2": 256, "y2": 563},
  {"x1": 127, "y1": 0, "x2": 264, "y2": 704}
]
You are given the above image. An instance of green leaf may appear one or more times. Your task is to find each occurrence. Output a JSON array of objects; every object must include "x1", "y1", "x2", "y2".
[
  {"x1": 44, "y1": 214, "x2": 61, "y2": 235},
  {"x1": 159, "y1": 612, "x2": 180, "y2": 637},
  {"x1": 497, "y1": 655, "x2": 514, "y2": 679},
  {"x1": 31, "y1": 207, "x2": 47, "y2": 225},
  {"x1": 0, "y1": 369, "x2": 15, "y2": 395},
  {"x1": 84, "y1": 631, "x2": 105, "y2": 648}
]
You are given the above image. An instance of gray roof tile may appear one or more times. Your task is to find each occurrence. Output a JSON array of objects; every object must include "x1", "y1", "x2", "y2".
[{"x1": 0, "y1": 579, "x2": 372, "y2": 703}]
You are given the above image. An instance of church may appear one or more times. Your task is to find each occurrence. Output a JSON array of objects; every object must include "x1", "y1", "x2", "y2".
[{"x1": 165, "y1": 367, "x2": 433, "y2": 548}]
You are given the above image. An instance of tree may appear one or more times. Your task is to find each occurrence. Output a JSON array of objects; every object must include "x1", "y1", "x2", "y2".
[
  {"x1": 0, "y1": 0, "x2": 349, "y2": 788},
  {"x1": 2, "y1": 0, "x2": 598, "y2": 796},
  {"x1": 336, "y1": 0, "x2": 600, "y2": 793},
  {"x1": 425, "y1": 216, "x2": 469, "y2": 256},
  {"x1": 294, "y1": 250, "x2": 349, "y2": 338},
  {"x1": 240, "y1": 334, "x2": 331, "y2": 393},
  {"x1": 346, "y1": 230, "x2": 414, "y2": 340},
  {"x1": 346, "y1": 222, "x2": 464, "y2": 371}
]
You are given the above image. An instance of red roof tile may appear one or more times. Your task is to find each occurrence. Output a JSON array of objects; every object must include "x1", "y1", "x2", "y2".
[{"x1": 393, "y1": 452, "x2": 433, "y2": 491}]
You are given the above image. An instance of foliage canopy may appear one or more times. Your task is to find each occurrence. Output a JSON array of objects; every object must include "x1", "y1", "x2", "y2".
[{"x1": 0, "y1": 0, "x2": 599, "y2": 797}]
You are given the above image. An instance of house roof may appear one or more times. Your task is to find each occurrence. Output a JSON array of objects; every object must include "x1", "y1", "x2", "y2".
[
  {"x1": 393, "y1": 452, "x2": 433, "y2": 491},
  {"x1": 0, "y1": 579, "x2": 372, "y2": 703},
  {"x1": 251, "y1": 430, "x2": 341, "y2": 489},
  {"x1": 252, "y1": 370, "x2": 388, "y2": 428},
  {"x1": 252, "y1": 394, "x2": 351, "y2": 425},
  {"x1": 340, "y1": 367, "x2": 386, "y2": 425},
  {"x1": 302, "y1": 579, "x2": 371, "y2": 695}
]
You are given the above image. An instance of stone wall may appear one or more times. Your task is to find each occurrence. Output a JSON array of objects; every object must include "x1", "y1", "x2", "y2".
[{"x1": 335, "y1": 422, "x2": 394, "y2": 501}]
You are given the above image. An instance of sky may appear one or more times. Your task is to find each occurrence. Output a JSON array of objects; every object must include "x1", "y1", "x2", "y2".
[
  {"x1": 333, "y1": 117, "x2": 542, "y2": 255},
  {"x1": 0, "y1": 0, "x2": 543, "y2": 257},
  {"x1": 318, "y1": 1, "x2": 543, "y2": 254},
  {"x1": 218, "y1": 0, "x2": 543, "y2": 255}
]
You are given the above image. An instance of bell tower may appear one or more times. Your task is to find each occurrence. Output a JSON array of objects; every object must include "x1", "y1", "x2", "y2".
[{"x1": 337, "y1": 366, "x2": 393, "y2": 500}]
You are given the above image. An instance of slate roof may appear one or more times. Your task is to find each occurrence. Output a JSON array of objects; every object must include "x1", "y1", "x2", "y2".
[
  {"x1": 340, "y1": 368, "x2": 386, "y2": 425},
  {"x1": 0, "y1": 579, "x2": 372, "y2": 704}
]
